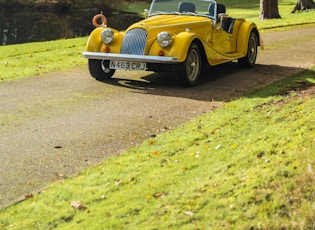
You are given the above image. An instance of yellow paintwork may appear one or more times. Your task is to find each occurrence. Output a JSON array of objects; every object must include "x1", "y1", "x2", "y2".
[
  {"x1": 86, "y1": 27, "x2": 123, "y2": 53},
  {"x1": 86, "y1": 14, "x2": 261, "y2": 65}
]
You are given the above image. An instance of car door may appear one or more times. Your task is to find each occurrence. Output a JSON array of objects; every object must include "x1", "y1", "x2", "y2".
[{"x1": 211, "y1": 26, "x2": 232, "y2": 54}]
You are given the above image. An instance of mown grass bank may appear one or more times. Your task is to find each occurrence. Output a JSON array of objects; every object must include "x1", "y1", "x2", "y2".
[
  {"x1": 0, "y1": 0, "x2": 314, "y2": 82},
  {"x1": 0, "y1": 68, "x2": 314, "y2": 229},
  {"x1": 0, "y1": 37, "x2": 87, "y2": 82}
]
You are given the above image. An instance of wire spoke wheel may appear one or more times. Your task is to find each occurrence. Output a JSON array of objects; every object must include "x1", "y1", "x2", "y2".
[
  {"x1": 174, "y1": 42, "x2": 201, "y2": 86},
  {"x1": 247, "y1": 34, "x2": 258, "y2": 64},
  {"x1": 238, "y1": 31, "x2": 258, "y2": 67},
  {"x1": 185, "y1": 48, "x2": 200, "y2": 83}
]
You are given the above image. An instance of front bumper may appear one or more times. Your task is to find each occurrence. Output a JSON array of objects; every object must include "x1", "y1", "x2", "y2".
[{"x1": 82, "y1": 52, "x2": 179, "y2": 64}]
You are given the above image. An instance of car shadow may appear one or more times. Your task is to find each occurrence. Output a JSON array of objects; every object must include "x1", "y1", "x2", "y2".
[{"x1": 96, "y1": 62, "x2": 307, "y2": 102}]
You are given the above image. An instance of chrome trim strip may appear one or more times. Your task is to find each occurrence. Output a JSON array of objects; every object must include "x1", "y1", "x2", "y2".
[{"x1": 82, "y1": 52, "x2": 179, "y2": 64}]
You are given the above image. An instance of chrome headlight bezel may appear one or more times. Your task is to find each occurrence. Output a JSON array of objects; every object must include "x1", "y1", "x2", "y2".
[
  {"x1": 101, "y1": 28, "x2": 114, "y2": 44},
  {"x1": 157, "y1": 32, "x2": 172, "y2": 48}
]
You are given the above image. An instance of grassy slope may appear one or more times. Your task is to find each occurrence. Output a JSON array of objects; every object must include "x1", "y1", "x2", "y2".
[
  {"x1": 0, "y1": 38, "x2": 87, "y2": 82},
  {"x1": 0, "y1": 70, "x2": 314, "y2": 229}
]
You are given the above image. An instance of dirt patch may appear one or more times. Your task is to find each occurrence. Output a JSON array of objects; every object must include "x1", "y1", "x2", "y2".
[{"x1": 281, "y1": 80, "x2": 315, "y2": 97}]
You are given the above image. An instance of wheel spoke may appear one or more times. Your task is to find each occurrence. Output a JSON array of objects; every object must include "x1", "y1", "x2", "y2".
[
  {"x1": 187, "y1": 50, "x2": 200, "y2": 81},
  {"x1": 176, "y1": 43, "x2": 201, "y2": 86},
  {"x1": 248, "y1": 35, "x2": 257, "y2": 64}
]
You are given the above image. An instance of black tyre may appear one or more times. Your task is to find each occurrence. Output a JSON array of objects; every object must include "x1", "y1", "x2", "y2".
[
  {"x1": 88, "y1": 59, "x2": 116, "y2": 81},
  {"x1": 173, "y1": 43, "x2": 201, "y2": 87},
  {"x1": 238, "y1": 31, "x2": 258, "y2": 67}
]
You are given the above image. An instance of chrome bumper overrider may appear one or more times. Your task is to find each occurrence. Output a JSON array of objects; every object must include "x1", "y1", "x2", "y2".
[{"x1": 82, "y1": 52, "x2": 179, "y2": 64}]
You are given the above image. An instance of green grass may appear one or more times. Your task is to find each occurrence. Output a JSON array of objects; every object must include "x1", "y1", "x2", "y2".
[
  {"x1": 0, "y1": 69, "x2": 314, "y2": 229},
  {"x1": 0, "y1": 37, "x2": 87, "y2": 82},
  {"x1": 222, "y1": 0, "x2": 315, "y2": 30},
  {"x1": 125, "y1": 1, "x2": 151, "y2": 15}
]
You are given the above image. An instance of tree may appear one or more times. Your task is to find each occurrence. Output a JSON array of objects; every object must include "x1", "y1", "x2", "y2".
[
  {"x1": 291, "y1": 0, "x2": 315, "y2": 13},
  {"x1": 259, "y1": 0, "x2": 281, "y2": 20}
]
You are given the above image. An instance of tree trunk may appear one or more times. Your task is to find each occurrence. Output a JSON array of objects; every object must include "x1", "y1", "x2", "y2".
[
  {"x1": 260, "y1": 0, "x2": 281, "y2": 20},
  {"x1": 291, "y1": 0, "x2": 315, "y2": 13}
]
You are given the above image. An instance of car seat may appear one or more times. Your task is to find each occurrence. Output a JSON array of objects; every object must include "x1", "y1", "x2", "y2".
[
  {"x1": 208, "y1": 3, "x2": 226, "y2": 20},
  {"x1": 178, "y1": 2, "x2": 196, "y2": 13}
]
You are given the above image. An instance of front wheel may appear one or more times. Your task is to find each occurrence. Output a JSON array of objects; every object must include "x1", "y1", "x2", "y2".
[
  {"x1": 88, "y1": 59, "x2": 116, "y2": 81},
  {"x1": 173, "y1": 43, "x2": 202, "y2": 87},
  {"x1": 238, "y1": 31, "x2": 258, "y2": 67}
]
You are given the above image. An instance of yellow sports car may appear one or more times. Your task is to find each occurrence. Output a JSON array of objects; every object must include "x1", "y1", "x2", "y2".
[{"x1": 83, "y1": 0, "x2": 263, "y2": 86}]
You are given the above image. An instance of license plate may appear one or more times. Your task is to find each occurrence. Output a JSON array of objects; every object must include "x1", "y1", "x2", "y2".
[{"x1": 110, "y1": 61, "x2": 146, "y2": 71}]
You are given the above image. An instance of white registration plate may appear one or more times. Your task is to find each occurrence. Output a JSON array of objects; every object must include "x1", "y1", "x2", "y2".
[{"x1": 110, "y1": 61, "x2": 146, "y2": 71}]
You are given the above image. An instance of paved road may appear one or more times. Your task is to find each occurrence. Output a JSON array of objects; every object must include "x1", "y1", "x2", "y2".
[{"x1": 0, "y1": 28, "x2": 314, "y2": 209}]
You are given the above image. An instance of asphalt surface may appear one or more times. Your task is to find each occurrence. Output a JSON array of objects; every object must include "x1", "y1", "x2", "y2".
[{"x1": 0, "y1": 28, "x2": 315, "y2": 209}]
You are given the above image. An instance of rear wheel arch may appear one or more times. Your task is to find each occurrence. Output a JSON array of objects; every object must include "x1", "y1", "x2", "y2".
[
  {"x1": 236, "y1": 22, "x2": 260, "y2": 54},
  {"x1": 251, "y1": 28, "x2": 261, "y2": 47}
]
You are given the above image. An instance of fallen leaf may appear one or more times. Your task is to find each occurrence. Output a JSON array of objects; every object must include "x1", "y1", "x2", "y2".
[
  {"x1": 70, "y1": 201, "x2": 87, "y2": 211},
  {"x1": 24, "y1": 194, "x2": 34, "y2": 199},
  {"x1": 184, "y1": 211, "x2": 194, "y2": 216},
  {"x1": 128, "y1": 177, "x2": 136, "y2": 182},
  {"x1": 152, "y1": 151, "x2": 160, "y2": 156},
  {"x1": 153, "y1": 193, "x2": 165, "y2": 198}
]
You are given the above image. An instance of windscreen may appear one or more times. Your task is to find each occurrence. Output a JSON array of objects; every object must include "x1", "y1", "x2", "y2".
[{"x1": 149, "y1": 0, "x2": 216, "y2": 19}]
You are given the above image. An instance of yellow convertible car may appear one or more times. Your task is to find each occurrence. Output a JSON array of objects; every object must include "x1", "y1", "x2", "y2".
[{"x1": 83, "y1": 0, "x2": 263, "y2": 86}]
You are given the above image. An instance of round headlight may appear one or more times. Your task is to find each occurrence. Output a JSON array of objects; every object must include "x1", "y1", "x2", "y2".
[
  {"x1": 157, "y1": 32, "x2": 172, "y2": 48},
  {"x1": 101, "y1": 29, "x2": 114, "y2": 44}
]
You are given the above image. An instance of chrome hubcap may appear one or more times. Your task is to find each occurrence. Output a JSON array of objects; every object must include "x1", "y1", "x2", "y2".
[
  {"x1": 248, "y1": 35, "x2": 257, "y2": 63},
  {"x1": 187, "y1": 50, "x2": 200, "y2": 81}
]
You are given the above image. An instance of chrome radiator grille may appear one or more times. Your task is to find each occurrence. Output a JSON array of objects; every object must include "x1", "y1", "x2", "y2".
[{"x1": 120, "y1": 28, "x2": 148, "y2": 55}]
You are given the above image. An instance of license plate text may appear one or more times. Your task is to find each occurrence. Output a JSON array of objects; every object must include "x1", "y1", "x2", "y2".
[{"x1": 110, "y1": 61, "x2": 146, "y2": 71}]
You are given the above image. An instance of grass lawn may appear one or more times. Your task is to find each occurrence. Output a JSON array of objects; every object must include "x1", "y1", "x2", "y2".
[
  {"x1": 0, "y1": 69, "x2": 314, "y2": 229},
  {"x1": 0, "y1": 37, "x2": 87, "y2": 82}
]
